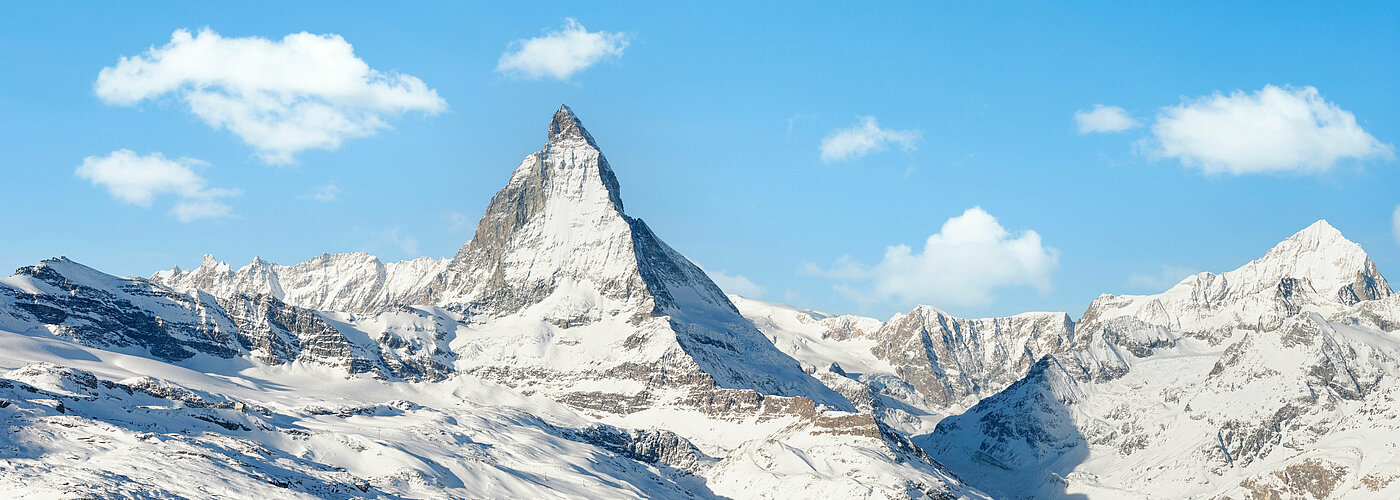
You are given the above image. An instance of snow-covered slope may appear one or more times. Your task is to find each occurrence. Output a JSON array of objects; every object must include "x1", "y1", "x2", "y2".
[
  {"x1": 0, "y1": 333, "x2": 716, "y2": 499},
  {"x1": 926, "y1": 221, "x2": 1400, "y2": 499}
]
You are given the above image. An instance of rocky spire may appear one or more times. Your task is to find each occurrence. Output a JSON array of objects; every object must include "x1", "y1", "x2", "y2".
[{"x1": 548, "y1": 104, "x2": 597, "y2": 147}]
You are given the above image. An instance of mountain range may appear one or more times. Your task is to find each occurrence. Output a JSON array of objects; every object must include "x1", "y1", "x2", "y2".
[{"x1": 1, "y1": 106, "x2": 1397, "y2": 499}]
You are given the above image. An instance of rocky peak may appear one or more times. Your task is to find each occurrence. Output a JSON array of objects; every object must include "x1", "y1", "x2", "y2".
[
  {"x1": 433, "y1": 105, "x2": 719, "y2": 320},
  {"x1": 548, "y1": 104, "x2": 597, "y2": 147}
]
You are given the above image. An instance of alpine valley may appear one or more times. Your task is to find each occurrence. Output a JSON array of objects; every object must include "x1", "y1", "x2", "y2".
[{"x1": 3, "y1": 106, "x2": 1398, "y2": 499}]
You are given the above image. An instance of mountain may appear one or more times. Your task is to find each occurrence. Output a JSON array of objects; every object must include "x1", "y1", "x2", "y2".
[
  {"x1": 0, "y1": 106, "x2": 984, "y2": 499},
  {"x1": 8, "y1": 104, "x2": 1398, "y2": 499},
  {"x1": 412, "y1": 105, "x2": 850, "y2": 415},
  {"x1": 0, "y1": 257, "x2": 453, "y2": 381},
  {"x1": 153, "y1": 253, "x2": 448, "y2": 314},
  {"x1": 926, "y1": 220, "x2": 1400, "y2": 498},
  {"x1": 734, "y1": 296, "x2": 1076, "y2": 438}
]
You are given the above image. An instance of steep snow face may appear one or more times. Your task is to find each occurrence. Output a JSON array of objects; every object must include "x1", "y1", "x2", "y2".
[
  {"x1": 152, "y1": 253, "x2": 448, "y2": 314},
  {"x1": 928, "y1": 222, "x2": 1400, "y2": 499}
]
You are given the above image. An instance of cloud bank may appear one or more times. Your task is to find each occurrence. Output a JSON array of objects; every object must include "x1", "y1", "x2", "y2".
[
  {"x1": 76, "y1": 149, "x2": 239, "y2": 222},
  {"x1": 806, "y1": 207, "x2": 1057, "y2": 309},
  {"x1": 95, "y1": 28, "x2": 446, "y2": 164},
  {"x1": 820, "y1": 116, "x2": 921, "y2": 162},
  {"x1": 497, "y1": 19, "x2": 629, "y2": 80}
]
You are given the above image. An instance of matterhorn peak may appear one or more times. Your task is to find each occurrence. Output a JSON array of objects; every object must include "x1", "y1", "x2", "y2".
[{"x1": 548, "y1": 104, "x2": 597, "y2": 147}]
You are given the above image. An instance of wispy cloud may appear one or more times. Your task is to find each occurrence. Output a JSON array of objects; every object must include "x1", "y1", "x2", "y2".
[
  {"x1": 301, "y1": 182, "x2": 340, "y2": 202},
  {"x1": 1392, "y1": 205, "x2": 1400, "y2": 249},
  {"x1": 819, "y1": 116, "x2": 921, "y2": 163},
  {"x1": 497, "y1": 19, "x2": 629, "y2": 81},
  {"x1": 376, "y1": 227, "x2": 419, "y2": 257},
  {"x1": 1075, "y1": 105, "x2": 1139, "y2": 134},
  {"x1": 95, "y1": 28, "x2": 446, "y2": 165},
  {"x1": 804, "y1": 207, "x2": 1057, "y2": 309},
  {"x1": 1125, "y1": 265, "x2": 1199, "y2": 291},
  {"x1": 704, "y1": 268, "x2": 767, "y2": 298},
  {"x1": 76, "y1": 149, "x2": 239, "y2": 222},
  {"x1": 1144, "y1": 85, "x2": 1393, "y2": 174}
]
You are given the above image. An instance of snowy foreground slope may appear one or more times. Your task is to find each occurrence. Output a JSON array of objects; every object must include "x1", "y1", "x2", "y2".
[{"x1": 3, "y1": 106, "x2": 1399, "y2": 499}]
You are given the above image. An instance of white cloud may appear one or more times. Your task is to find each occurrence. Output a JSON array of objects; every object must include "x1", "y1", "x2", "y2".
[
  {"x1": 95, "y1": 28, "x2": 446, "y2": 165},
  {"x1": 76, "y1": 149, "x2": 239, "y2": 222},
  {"x1": 1125, "y1": 265, "x2": 1199, "y2": 291},
  {"x1": 706, "y1": 269, "x2": 767, "y2": 298},
  {"x1": 806, "y1": 207, "x2": 1058, "y2": 309},
  {"x1": 1075, "y1": 105, "x2": 1139, "y2": 134},
  {"x1": 302, "y1": 182, "x2": 339, "y2": 202},
  {"x1": 497, "y1": 19, "x2": 629, "y2": 80},
  {"x1": 170, "y1": 197, "x2": 237, "y2": 222},
  {"x1": 1392, "y1": 205, "x2": 1400, "y2": 249},
  {"x1": 1148, "y1": 85, "x2": 1393, "y2": 174},
  {"x1": 820, "y1": 116, "x2": 921, "y2": 162}
]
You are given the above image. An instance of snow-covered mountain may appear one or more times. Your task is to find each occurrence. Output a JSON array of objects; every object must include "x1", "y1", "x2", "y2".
[
  {"x1": 5, "y1": 106, "x2": 1398, "y2": 499},
  {"x1": 734, "y1": 296, "x2": 1076, "y2": 439},
  {"x1": 153, "y1": 253, "x2": 448, "y2": 315},
  {"x1": 0, "y1": 106, "x2": 985, "y2": 499},
  {"x1": 926, "y1": 221, "x2": 1400, "y2": 498}
]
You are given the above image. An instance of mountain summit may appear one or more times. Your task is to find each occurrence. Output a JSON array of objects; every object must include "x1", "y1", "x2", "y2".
[{"x1": 407, "y1": 105, "x2": 849, "y2": 411}]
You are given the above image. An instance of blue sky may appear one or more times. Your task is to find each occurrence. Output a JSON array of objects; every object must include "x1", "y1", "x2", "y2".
[{"x1": 1, "y1": 2, "x2": 1397, "y2": 320}]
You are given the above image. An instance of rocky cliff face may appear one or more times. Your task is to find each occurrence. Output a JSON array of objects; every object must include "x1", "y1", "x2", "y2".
[{"x1": 867, "y1": 306, "x2": 1075, "y2": 411}]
